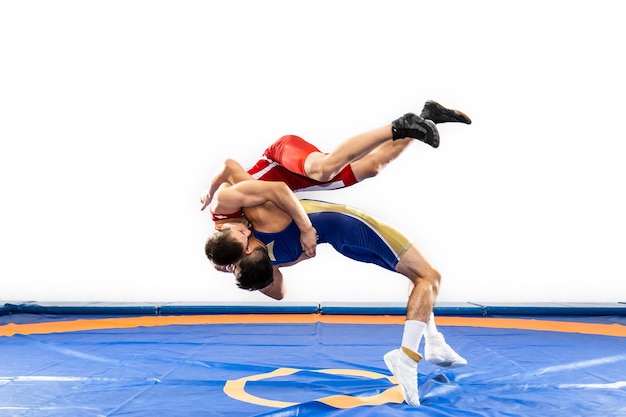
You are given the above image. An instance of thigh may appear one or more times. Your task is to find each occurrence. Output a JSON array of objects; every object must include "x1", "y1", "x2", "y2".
[{"x1": 394, "y1": 244, "x2": 438, "y2": 284}]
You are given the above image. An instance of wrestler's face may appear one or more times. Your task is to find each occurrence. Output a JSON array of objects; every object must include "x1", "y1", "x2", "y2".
[
  {"x1": 212, "y1": 237, "x2": 266, "y2": 279},
  {"x1": 215, "y1": 222, "x2": 252, "y2": 247}
]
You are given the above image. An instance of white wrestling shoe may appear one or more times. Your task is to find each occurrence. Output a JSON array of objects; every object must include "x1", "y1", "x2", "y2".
[
  {"x1": 383, "y1": 348, "x2": 420, "y2": 406},
  {"x1": 425, "y1": 332, "x2": 467, "y2": 368}
]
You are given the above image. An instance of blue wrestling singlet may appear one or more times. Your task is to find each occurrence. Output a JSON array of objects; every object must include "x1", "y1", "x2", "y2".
[{"x1": 252, "y1": 199, "x2": 414, "y2": 271}]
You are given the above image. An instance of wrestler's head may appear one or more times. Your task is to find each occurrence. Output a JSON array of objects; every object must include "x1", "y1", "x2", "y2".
[
  {"x1": 205, "y1": 222, "x2": 251, "y2": 266},
  {"x1": 235, "y1": 247, "x2": 273, "y2": 291}
]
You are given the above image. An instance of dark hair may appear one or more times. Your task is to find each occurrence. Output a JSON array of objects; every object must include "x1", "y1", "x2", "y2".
[
  {"x1": 204, "y1": 230, "x2": 245, "y2": 266},
  {"x1": 236, "y1": 247, "x2": 273, "y2": 291}
]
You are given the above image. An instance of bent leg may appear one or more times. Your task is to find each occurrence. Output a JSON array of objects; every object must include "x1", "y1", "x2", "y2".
[
  {"x1": 402, "y1": 250, "x2": 467, "y2": 368},
  {"x1": 395, "y1": 245, "x2": 440, "y2": 323},
  {"x1": 384, "y1": 244, "x2": 440, "y2": 405}
]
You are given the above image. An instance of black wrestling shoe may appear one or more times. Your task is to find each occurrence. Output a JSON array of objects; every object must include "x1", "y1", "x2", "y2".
[
  {"x1": 391, "y1": 113, "x2": 440, "y2": 148},
  {"x1": 420, "y1": 100, "x2": 472, "y2": 124}
]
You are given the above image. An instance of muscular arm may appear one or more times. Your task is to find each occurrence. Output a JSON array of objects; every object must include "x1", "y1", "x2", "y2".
[
  {"x1": 200, "y1": 158, "x2": 250, "y2": 211},
  {"x1": 206, "y1": 159, "x2": 317, "y2": 257}
]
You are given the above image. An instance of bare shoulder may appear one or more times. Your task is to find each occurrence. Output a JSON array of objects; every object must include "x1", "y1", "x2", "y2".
[{"x1": 243, "y1": 202, "x2": 291, "y2": 232}]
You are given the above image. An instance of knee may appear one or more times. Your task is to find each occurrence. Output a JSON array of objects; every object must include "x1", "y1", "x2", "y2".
[
  {"x1": 314, "y1": 158, "x2": 346, "y2": 182},
  {"x1": 313, "y1": 169, "x2": 337, "y2": 182},
  {"x1": 357, "y1": 159, "x2": 384, "y2": 181},
  {"x1": 315, "y1": 168, "x2": 337, "y2": 182},
  {"x1": 304, "y1": 154, "x2": 341, "y2": 182},
  {"x1": 424, "y1": 268, "x2": 441, "y2": 296}
]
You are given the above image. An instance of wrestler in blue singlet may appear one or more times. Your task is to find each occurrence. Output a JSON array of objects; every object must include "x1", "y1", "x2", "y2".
[{"x1": 252, "y1": 199, "x2": 414, "y2": 271}]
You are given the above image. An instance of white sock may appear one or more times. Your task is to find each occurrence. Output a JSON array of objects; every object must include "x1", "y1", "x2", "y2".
[
  {"x1": 401, "y1": 320, "x2": 426, "y2": 354},
  {"x1": 424, "y1": 312, "x2": 439, "y2": 341}
]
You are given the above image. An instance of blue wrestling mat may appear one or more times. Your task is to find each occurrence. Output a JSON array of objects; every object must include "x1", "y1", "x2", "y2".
[{"x1": 1, "y1": 302, "x2": 625, "y2": 416}]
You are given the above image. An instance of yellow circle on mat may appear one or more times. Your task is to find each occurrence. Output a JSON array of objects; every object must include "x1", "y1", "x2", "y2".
[{"x1": 223, "y1": 367, "x2": 404, "y2": 408}]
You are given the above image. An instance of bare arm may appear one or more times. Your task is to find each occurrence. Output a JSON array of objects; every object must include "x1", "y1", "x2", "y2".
[
  {"x1": 200, "y1": 158, "x2": 249, "y2": 211},
  {"x1": 257, "y1": 253, "x2": 311, "y2": 300},
  {"x1": 219, "y1": 181, "x2": 317, "y2": 257},
  {"x1": 206, "y1": 159, "x2": 317, "y2": 257},
  {"x1": 259, "y1": 266, "x2": 286, "y2": 300}
]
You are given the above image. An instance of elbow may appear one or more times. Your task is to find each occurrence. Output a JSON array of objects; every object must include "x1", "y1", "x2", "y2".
[
  {"x1": 275, "y1": 181, "x2": 291, "y2": 194},
  {"x1": 267, "y1": 288, "x2": 286, "y2": 301},
  {"x1": 273, "y1": 284, "x2": 287, "y2": 300},
  {"x1": 223, "y1": 158, "x2": 238, "y2": 171},
  {"x1": 261, "y1": 280, "x2": 287, "y2": 300},
  {"x1": 270, "y1": 182, "x2": 295, "y2": 202}
]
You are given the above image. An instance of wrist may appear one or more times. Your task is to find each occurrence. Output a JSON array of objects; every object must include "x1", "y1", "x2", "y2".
[{"x1": 298, "y1": 224, "x2": 315, "y2": 233}]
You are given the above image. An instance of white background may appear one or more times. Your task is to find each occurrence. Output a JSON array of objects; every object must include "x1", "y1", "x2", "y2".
[{"x1": 1, "y1": 1, "x2": 624, "y2": 304}]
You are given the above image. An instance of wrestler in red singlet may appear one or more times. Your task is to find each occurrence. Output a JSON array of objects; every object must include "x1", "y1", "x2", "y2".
[{"x1": 246, "y1": 135, "x2": 358, "y2": 192}]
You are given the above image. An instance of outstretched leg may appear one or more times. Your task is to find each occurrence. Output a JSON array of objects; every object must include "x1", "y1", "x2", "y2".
[
  {"x1": 262, "y1": 101, "x2": 470, "y2": 184},
  {"x1": 305, "y1": 100, "x2": 470, "y2": 180},
  {"x1": 303, "y1": 125, "x2": 398, "y2": 182}
]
